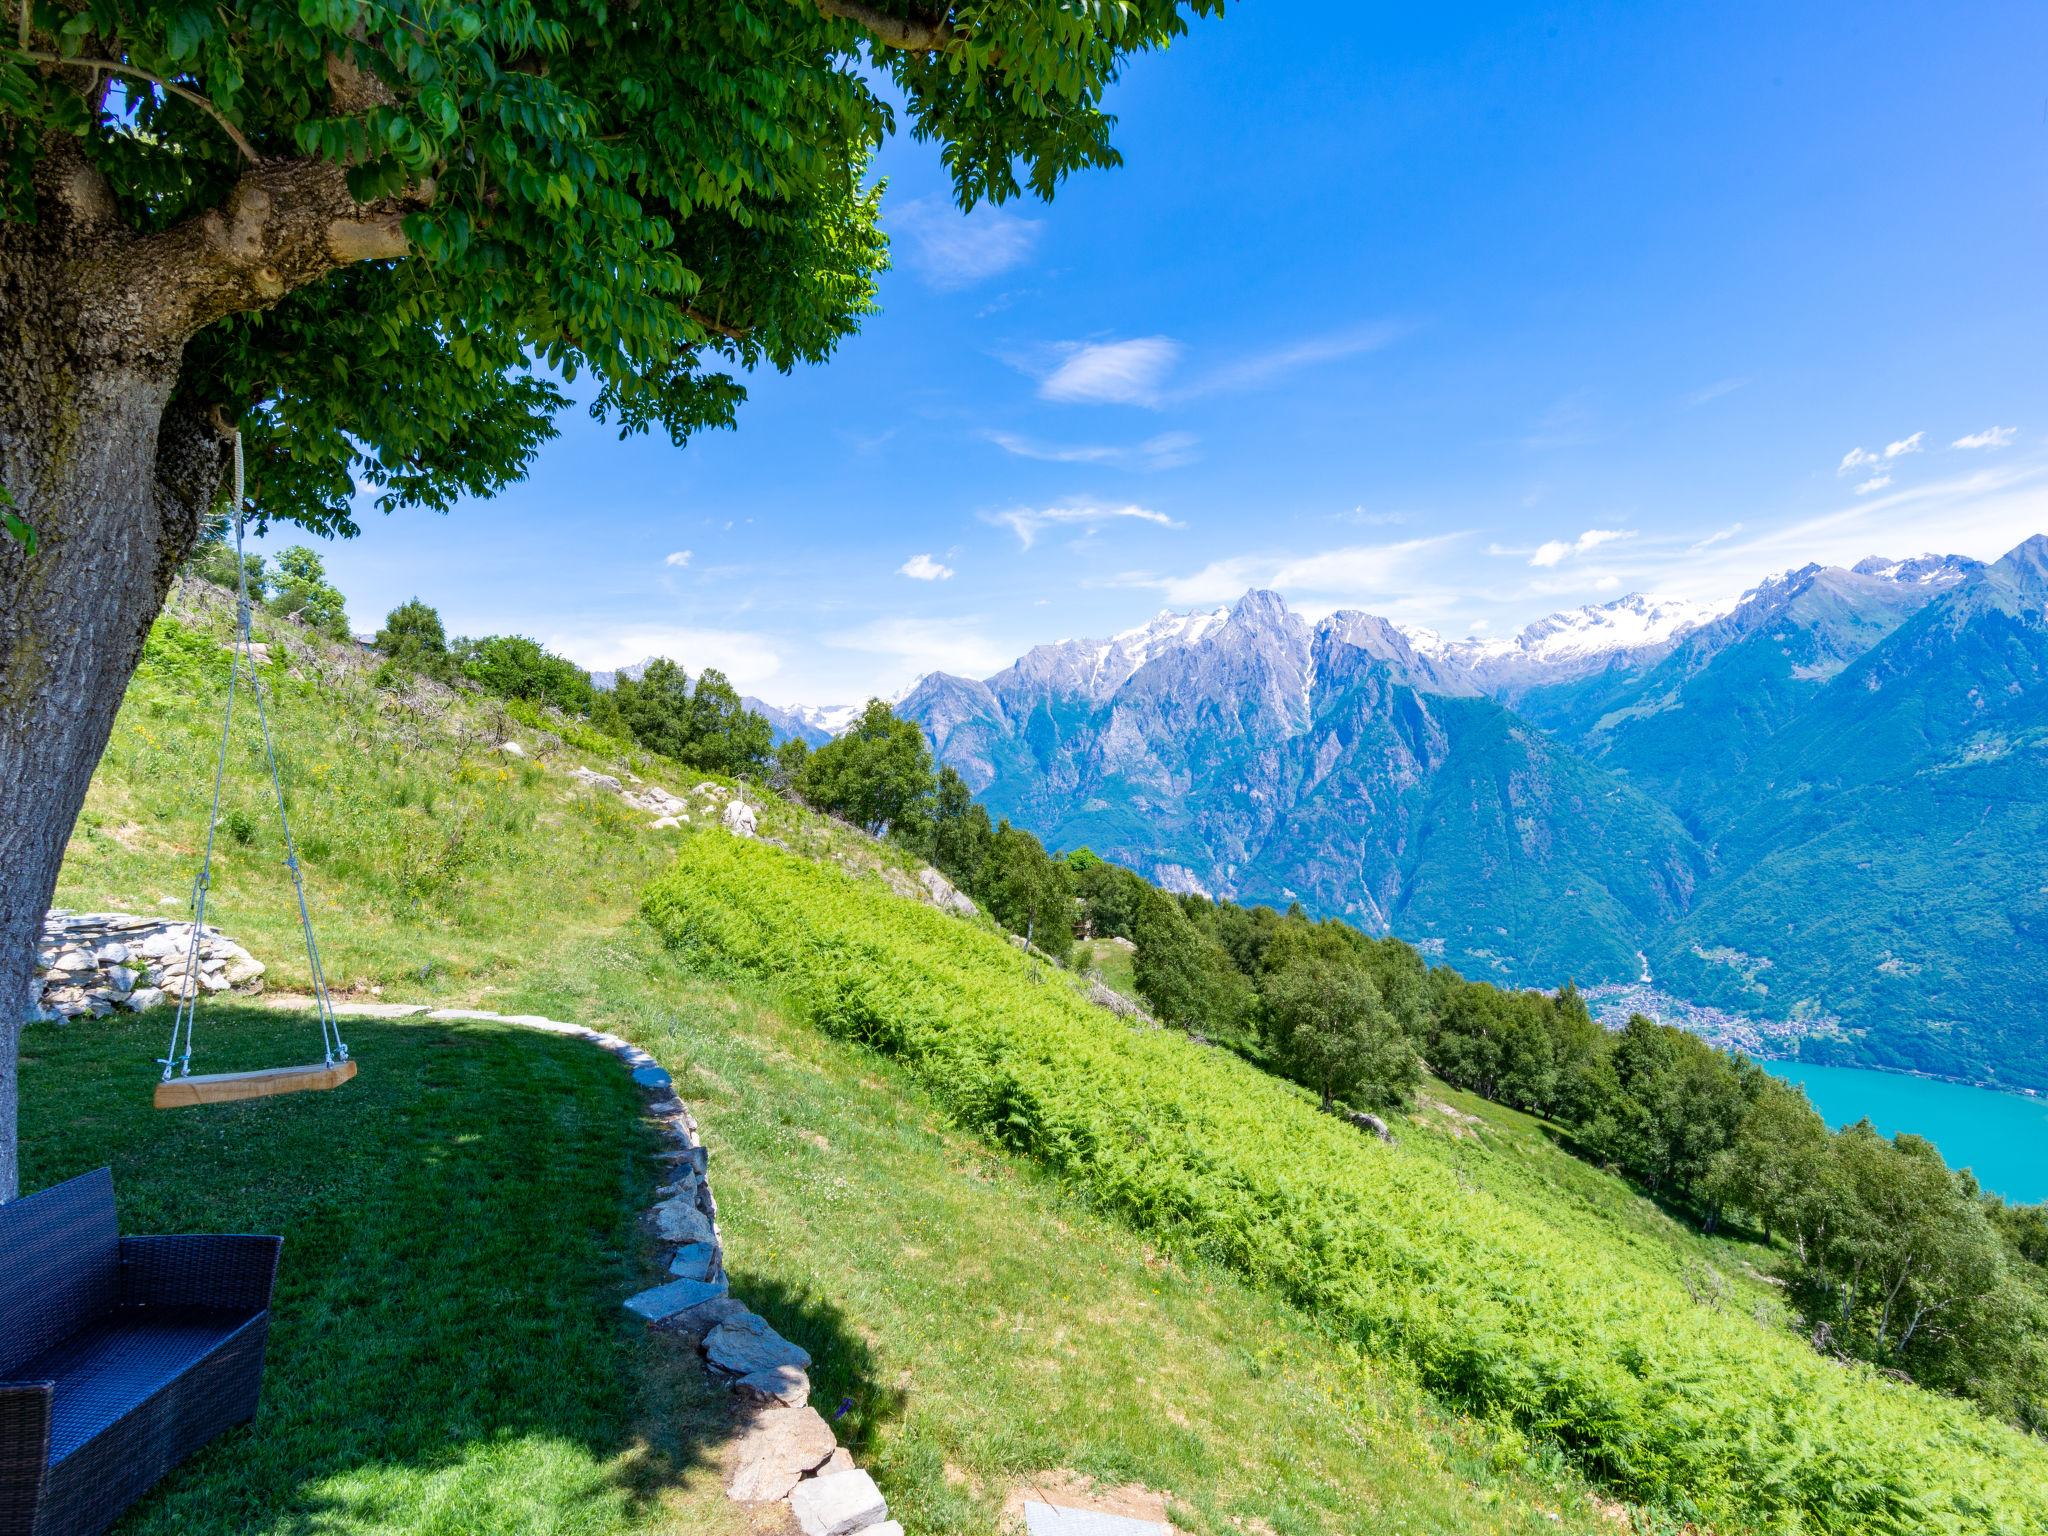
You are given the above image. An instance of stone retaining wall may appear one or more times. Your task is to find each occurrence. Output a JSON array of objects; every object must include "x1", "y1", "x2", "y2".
[
  {"x1": 291, "y1": 997, "x2": 903, "y2": 1536},
  {"x1": 36, "y1": 910, "x2": 266, "y2": 1020}
]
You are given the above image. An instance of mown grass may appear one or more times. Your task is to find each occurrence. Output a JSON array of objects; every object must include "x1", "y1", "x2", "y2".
[
  {"x1": 16, "y1": 1006, "x2": 748, "y2": 1536},
  {"x1": 642, "y1": 834, "x2": 2048, "y2": 1536}
]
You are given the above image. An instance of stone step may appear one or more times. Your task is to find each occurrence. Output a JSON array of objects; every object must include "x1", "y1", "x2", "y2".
[
  {"x1": 621, "y1": 1275, "x2": 728, "y2": 1323},
  {"x1": 789, "y1": 1469, "x2": 887, "y2": 1536}
]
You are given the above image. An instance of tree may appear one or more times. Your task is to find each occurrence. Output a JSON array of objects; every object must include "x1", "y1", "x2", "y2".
[
  {"x1": 186, "y1": 535, "x2": 267, "y2": 601},
  {"x1": 1260, "y1": 948, "x2": 1419, "y2": 1113},
  {"x1": 977, "y1": 820, "x2": 1074, "y2": 961},
  {"x1": 265, "y1": 545, "x2": 350, "y2": 640},
  {"x1": 374, "y1": 597, "x2": 453, "y2": 682},
  {"x1": 455, "y1": 635, "x2": 593, "y2": 714},
  {"x1": 1131, "y1": 891, "x2": 1251, "y2": 1037},
  {"x1": 611, "y1": 659, "x2": 771, "y2": 775},
  {"x1": 770, "y1": 737, "x2": 813, "y2": 794},
  {"x1": 796, "y1": 700, "x2": 935, "y2": 837},
  {"x1": 920, "y1": 766, "x2": 995, "y2": 889},
  {"x1": 0, "y1": 1, "x2": 1226, "y2": 1198}
]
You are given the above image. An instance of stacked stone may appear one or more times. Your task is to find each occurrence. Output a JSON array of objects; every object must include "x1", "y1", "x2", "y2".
[{"x1": 35, "y1": 911, "x2": 266, "y2": 1020}]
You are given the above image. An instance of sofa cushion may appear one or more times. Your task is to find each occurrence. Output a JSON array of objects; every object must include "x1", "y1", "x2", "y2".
[{"x1": 23, "y1": 1307, "x2": 259, "y2": 1464}]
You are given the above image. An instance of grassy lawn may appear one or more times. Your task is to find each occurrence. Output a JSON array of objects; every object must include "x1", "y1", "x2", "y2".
[
  {"x1": 1075, "y1": 938, "x2": 1140, "y2": 1002},
  {"x1": 17, "y1": 1006, "x2": 748, "y2": 1536}
]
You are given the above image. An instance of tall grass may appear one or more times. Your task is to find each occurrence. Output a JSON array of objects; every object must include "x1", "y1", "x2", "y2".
[{"x1": 644, "y1": 834, "x2": 2048, "y2": 1536}]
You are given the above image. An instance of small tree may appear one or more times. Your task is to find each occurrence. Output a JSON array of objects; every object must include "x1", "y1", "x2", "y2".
[
  {"x1": 1261, "y1": 950, "x2": 1419, "y2": 1113},
  {"x1": 374, "y1": 598, "x2": 453, "y2": 682},
  {"x1": 796, "y1": 700, "x2": 936, "y2": 837},
  {"x1": 978, "y1": 820, "x2": 1075, "y2": 960},
  {"x1": 265, "y1": 545, "x2": 350, "y2": 640},
  {"x1": 455, "y1": 635, "x2": 594, "y2": 714}
]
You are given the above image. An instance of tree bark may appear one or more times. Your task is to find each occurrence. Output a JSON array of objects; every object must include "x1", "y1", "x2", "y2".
[{"x1": 0, "y1": 146, "x2": 230, "y2": 1203}]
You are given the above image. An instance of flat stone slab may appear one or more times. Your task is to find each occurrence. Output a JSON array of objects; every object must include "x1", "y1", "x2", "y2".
[
  {"x1": 732, "y1": 1364, "x2": 809, "y2": 1407},
  {"x1": 671, "y1": 1294, "x2": 749, "y2": 1339},
  {"x1": 790, "y1": 1469, "x2": 887, "y2": 1536},
  {"x1": 704, "y1": 1311, "x2": 811, "y2": 1376},
  {"x1": 724, "y1": 1405, "x2": 838, "y2": 1502},
  {"x1": 1023, "y1": 1505, "x2": 1172, "y2": 1536},
  {"x1": 631, "y1": 1065, "x2": 673, "y2": 1090},
  {"x1": 650, "y1": 1195, "x2": 715, "y2": 1245},
  {"x1": 622, "y1": 1276, "x2": 728, "y2": 1322},
  {"x1": 669, "y1": 1242, "x2": 719, "y2": 1280}
]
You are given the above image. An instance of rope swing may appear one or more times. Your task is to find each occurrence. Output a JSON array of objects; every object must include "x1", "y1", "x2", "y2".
[{"x1": 153, "y1": 432, "x2": 355, "y2": 1110}]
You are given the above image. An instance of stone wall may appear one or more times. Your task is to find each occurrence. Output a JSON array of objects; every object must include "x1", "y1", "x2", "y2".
[{"x1": 35, "y1": 910, "x2": 266, "y2": 1020}]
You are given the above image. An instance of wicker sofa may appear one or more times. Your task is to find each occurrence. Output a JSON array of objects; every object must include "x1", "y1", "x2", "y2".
[{"x1": 0, "y1": 1167, "x2": 281, "y2": 1536}]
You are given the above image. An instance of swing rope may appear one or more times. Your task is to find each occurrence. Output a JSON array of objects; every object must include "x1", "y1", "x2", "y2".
[{"x1": 159, "y1": 432, "x2": 348, "y2": 1083}]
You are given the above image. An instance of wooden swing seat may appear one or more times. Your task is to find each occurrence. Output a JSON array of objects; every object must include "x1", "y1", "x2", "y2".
[{"x1": 153, "y1": 1058, "x2": 357, "y2": 1110}]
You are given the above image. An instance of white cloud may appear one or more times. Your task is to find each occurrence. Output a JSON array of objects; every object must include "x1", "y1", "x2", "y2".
[
  {"x1": 1181, "y1": 323, "x2": 1404, "y2": 397},
  {"x1": 548, "y1": 626, "x2": 783, "y2": 692},
  {"x1": 1839, "y1": 447, "x2": 1879, "y2": 473},
  {"x1": 1528, "y1": 528, "x2": 1634, "y2": 567},
  {"x1": 1688, "y1": 523, "x2": 1743, "y2": 553},
  {"x1": 889, "y1": 196, "x2": 1041, "y2": 290},
  {"x1": 1037, "y1": 338, "x2": 1183, "y2": 407},
  {"x1": 983, "y1": 429, "x2": 1198, "y2": 471},
  {"x1": 984, "y1": 501, "x2": 1182, "y2": 550},
  {"x1": 1954, "y1": 426, "x2": 2018, "y2": 450},
  {"x1": 898, "y1": 553, "x2": 955, "y2": 582},
  {"x1": 663, "y1": 550, "x2": 693, "y2": 568},
  {"x1": 1854, "y1": 472, "x2": 1893, "y2": 495},
  {"x1": 823, "y1": 616, "x2": 1014, "y2": 682},
  {"x1": 1884, "y1": 431, "x2": 1926, "y2": 460}
]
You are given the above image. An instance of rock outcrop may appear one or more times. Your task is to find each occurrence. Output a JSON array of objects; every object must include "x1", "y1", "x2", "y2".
[{"x1": 35, "y1": 911, "x2": 265, "y2": 1019}]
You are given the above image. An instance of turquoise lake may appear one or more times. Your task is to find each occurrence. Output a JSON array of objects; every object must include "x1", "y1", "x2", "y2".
[{"x1": 1763, "y1": 1062, "x2": 2048, "y2": 1204}]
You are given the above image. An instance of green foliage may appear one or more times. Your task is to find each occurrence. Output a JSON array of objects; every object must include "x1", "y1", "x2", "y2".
[
  {"x1": 974, "y1": 819, "x2": 1075, "y2": 962},
  {"x1": 456, "y1": 634, "x2": 593, "y2": 714},
  {"x1": 188, "y1": 539, "x2": 268, "y2": 600},
  {"x1": 642, "y1": 834, "x2": 2048, "y2": 1535},
  {"x1": 373, "y1": 598, "x2": 455, "y2": 683},
  {"x1": 1259, "y1": 943, "x2": 1418, "y2": 1112},
  {"x1": 1130, "y1": 890, "x2": 1249, "y2": 1036},
  {"x1": 610, "y1": 660, "x2": 771, "y2": 776},
  {"x1": 5, "y1": 0, "x2": 1227, "y2": 536},
  {"x1": 770, "y1": 736, "x2": 811, "y2": 792},
  {"x1": 264, "y1": 545, "x2": 349, "y2": 640},
  {"x1": 1, "y1": 482, "x2": 33, "y2": 555},
  {"x1": 797, "y1": 699, "x2": 935, "y2": 836}
]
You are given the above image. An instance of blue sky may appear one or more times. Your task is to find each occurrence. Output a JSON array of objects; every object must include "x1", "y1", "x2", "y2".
[{"x1": 283, "y1": 0, "x2": 2048, "y2": 706}]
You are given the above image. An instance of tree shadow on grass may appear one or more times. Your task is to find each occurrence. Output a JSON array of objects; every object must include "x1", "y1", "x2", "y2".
[
  {"x1": 735, "y1": 1272, "x2": 909, "y2": 1459},
  {"x1": 17, "y1": 1007, "x2": 747, "y2": 1536}
]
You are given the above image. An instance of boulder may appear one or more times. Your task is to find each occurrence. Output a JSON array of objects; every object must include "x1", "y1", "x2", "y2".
[
  {"x1": 917, "y1": 865, "x2": 977, "y2": 917},
  {"x1": 650, "y1": 1195, "x2": 715, "y2": 1246},
  {"x1": 703, "y1": 1311, "x2": 811, "y2": 1377},
  {"x1": 94, "y1": 941, "x2": 130, "y2": 964},
  {"x1": 722, "y1": 800, "x2": 758, "y2": 838},
  {"x1": 126, "y1": 987, "x2": 165, "y2": 1013},
  {"x1": 106, "y1": 967, "x2": 136, "y2": 993},
  {"x1": 497, "y1": 739, "x2": 527, "y2": 757},
  {"x1": 788, "y1": 1469, "x2": 887, "y2": 1536},
  {"x1": 723, "y1": 1405, "x2": 839, "y2": 1503},
  {"x1": 569, "y1": 766, "x2": 624, "y2": 794}
]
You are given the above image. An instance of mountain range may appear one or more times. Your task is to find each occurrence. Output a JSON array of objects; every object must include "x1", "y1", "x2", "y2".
[{"x1": 883, "y1": 536, "x2": 2048, "y2": 1089}]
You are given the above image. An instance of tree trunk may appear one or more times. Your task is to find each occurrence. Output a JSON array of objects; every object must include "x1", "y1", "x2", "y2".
[{"x1": 0, "y1": 212, "x2": 222, "y2": 1202}]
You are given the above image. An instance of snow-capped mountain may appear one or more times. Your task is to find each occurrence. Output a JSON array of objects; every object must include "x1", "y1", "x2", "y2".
[
  {"x1": 1400, "y1": 592, "x2": 1733, "y2": 693},
  {"x1": 746, "y1": 698, "x2": 863, "y2": 747}
]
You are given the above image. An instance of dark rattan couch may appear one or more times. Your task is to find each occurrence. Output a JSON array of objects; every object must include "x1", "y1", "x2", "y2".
[{"x1": 0, "y1": 1167, "x2": 281, "y2": 1536}]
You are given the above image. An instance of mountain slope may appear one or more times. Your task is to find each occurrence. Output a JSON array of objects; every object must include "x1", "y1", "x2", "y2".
[
  {"x1": 904, "y1": 592, "x2": 1704, "y2": 987},
  {"x1": 1654, "y1": 537, "x2": 2048, "y2": 1083}
]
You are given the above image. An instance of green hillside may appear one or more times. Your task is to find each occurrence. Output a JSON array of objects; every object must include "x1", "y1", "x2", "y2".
[{"x1": 32, "y1": 586, "x2": 2048, "y2": 1536}]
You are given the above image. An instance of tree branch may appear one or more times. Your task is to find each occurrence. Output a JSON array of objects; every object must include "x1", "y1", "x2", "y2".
[
  {"x1": 684, "y1": 304, "x2": 747, "y2": 342},
  {"x1": 809, "y1": 0, "x2": 957, "y2": 51},
  {"x1": 6, "y1": 47, "x2": 260, "y2": 163},
  {"x1": 116, "y1": 158, "x2": 426, "y2": 343}
]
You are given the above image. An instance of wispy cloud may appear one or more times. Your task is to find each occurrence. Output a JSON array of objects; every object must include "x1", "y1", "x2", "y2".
[
  {"x1": 1685, "y1": 377, "x2": 1750, "y2": 407},
  {"x1": 1121, "y1": 536, "x2": 1459, "y2": 608},
  {"x1": 823, "y1": 616, "x2": 1014, "y2": 681},
  {"x1": 983, "y1": 429, "x2": 1198, "y2": 471},
  {"x1": 1954, "y1": 426, "x2": 2017, "y2": 450},
  {"x1": 897, "y1": 553, "x2": 955, "y2": 581},
  {"x1": 1024, "y1": 322, "x2": 1402, "y2": 408},
  {"x1": 1526, "y1": 528, "x2": 1634, "y2": 567},
  {"x1": 1688, "y1": 523, "x2": 1743, "y2": 553},
  {"x1": 984, "y1": 501, "x2": 1182, "y2": 549},
  {"x1": 1884, "y1": 431, "x2": 1925, "y2": 460},
  {"x1": 889, "y1": 196, "x2": 1042, "y2": 290},
  {"x1": 1839, "y1": 447, "x2": 1880, "y2": 473},
  {"x1": 548, "y1": 626, "x2": 783, "y2": 691},
  {"x1": 1037, "y1": 338, "x2": 1184, "y2": 406},
  {"x1": 1854, "y1": 472, "x2": 1893, "y2": 496},
  {"x1": 663, "y1": 550, "x2": 693, "y2": 568}
]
